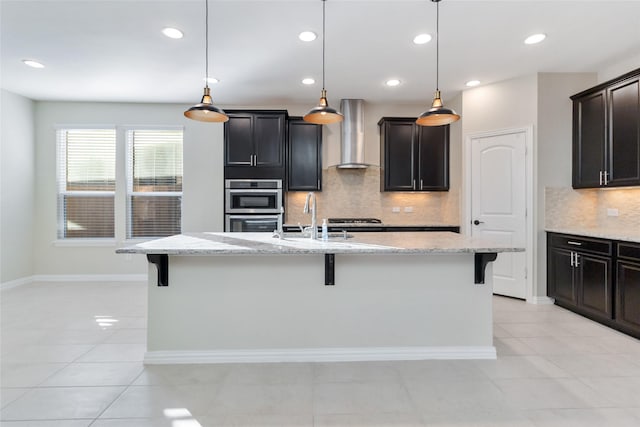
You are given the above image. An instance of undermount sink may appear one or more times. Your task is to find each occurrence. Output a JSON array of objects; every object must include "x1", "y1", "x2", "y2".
[{"x1": 277, "y1": 231, "x2": 353, "y2": 241}]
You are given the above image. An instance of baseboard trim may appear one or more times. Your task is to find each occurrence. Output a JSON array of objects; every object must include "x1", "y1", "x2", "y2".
[
  {"x1": 529, "y1": 296, "x2": 555, "y2": 305},
  {"x1": 2, "y1": 274, "x2": 146, "y2": 290},
  {"x1": 144, "y1": 346, "x2": 497, "y2": 364},
  {"x1": 1, "y1": 276, "x2": 34, "y2": 290}
]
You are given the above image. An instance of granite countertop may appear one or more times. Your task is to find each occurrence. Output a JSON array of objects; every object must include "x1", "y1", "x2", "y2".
[
  {"x1": 545, "y1": 227, "x2": 640, "y2": 244},
  {"x1": 116, "y1": 231, "x2": 524, "y2": 255}
]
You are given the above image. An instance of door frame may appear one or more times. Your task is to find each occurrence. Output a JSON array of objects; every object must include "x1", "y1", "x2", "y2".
[{"x1": 462, "y1": 126, "x2": 535, "y2": 303}]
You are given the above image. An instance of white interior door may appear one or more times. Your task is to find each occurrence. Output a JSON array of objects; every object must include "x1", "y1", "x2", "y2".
[{"x1": 470, "y1": 130, "x2": 527, "y2": 299}]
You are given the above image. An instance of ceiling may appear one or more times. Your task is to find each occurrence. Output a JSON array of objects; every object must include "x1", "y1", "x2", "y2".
[{"x1": 2, "y1": 0, "x2": 640, "y2": 106}]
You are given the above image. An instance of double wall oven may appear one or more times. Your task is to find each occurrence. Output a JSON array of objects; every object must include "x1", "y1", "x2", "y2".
[{"x1": 224, "y1": 179, "x2": 283, "y2": 232}]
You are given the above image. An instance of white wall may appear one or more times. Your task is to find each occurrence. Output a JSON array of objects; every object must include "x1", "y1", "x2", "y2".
[
  {"x1": 33, "y1": 102, "x2": 224, "y2": 276},
  {"x1": 1, "y1": 90, "x2": 35, "y2": 284}
]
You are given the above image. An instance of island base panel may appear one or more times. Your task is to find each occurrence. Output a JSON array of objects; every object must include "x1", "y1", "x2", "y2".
[{"x1": 145, "y1": 253, "x2": 495, "y2": 363}]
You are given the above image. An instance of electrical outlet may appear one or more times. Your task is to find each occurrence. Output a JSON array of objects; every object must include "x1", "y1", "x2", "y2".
[
  {"x1": 404, "y1": 206, "x2": 413, "y2": 213},
  {"x1": 607, "y1": 208, "x2": 619, "y2": 217},
  {"x1": 392, "y1": 207, "x2": 400, "y2": 213}
]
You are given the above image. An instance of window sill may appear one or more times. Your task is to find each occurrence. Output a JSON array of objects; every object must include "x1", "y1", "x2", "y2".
[{"x1": 53, "y1": 239, "x2": 116, "y2": 247}]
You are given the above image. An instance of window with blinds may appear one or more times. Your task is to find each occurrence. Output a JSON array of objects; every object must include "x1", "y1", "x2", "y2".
[
  {"x1": 127, "y1": 129, "x2": 183, "y2": 238},
  {"x1": 57, "y1": 129, "x2": 116, "y2": 238}
]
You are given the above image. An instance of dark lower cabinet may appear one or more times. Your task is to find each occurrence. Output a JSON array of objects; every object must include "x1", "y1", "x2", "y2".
[
  {"x1": 578, "y1": 253, "x2": 612, "y2": 319},
  {"x1": 616, "y1": 242, "x2": 640, "y2": 333},
  {"x1": 547, "y1": 237, "x2": 612, "y2": 320},
  {"x1": 548, "y1": 233, "x2": 640, "y2": 339},
  {"x1": 548, "y1": 247, "x2": 577, "y2": 305},
  {"x1": 287, "y1": 117, "x2": 322, "y2": 191}
]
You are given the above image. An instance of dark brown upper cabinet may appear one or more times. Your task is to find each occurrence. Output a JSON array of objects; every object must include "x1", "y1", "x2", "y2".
[
  {"x1": 378, "y1": 117, "x2": 449, "y2": 192},
  {"x1": 287, "y1": 117, "x2": 322, "y2": 191},
  {"x1": 572, "y1": 68, "x2": 640, "y2": 188},
  {"x1": 224, "y1": 110, "x2": 287, "y2": 179}
]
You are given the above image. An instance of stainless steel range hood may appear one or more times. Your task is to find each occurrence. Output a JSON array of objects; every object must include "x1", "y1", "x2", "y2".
[{"x1": 337, "y1": 99, "x2": 369, "y2": 169}]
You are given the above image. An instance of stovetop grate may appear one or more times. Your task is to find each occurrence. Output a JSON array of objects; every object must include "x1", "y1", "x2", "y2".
[{"x1": 327, "y1": 218, "x2": 382, "y2": 224}]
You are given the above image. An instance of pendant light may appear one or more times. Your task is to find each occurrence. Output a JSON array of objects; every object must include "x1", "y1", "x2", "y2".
[
  {"x1": 184, "y1": 0, "x2": 228, "y2": 122},
  {"x1": 416, "y1": 0, "x2": 460, "y2": 127},
  {"x1": 303, "y1": 0, "x2": 343, "y2": 125}
]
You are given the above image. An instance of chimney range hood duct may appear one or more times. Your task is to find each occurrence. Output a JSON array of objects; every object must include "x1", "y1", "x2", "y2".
[{"x1": 337, "y1": 99, "x2": 369, "y2": 169}]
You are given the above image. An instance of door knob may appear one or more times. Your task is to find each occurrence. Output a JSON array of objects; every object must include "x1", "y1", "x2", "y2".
[{"x1": 473, "y1": 220, "x2": 484, "y2": 225}]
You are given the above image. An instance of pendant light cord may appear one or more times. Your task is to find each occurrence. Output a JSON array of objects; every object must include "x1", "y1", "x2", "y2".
[
  {"x1": 322, "y1": 0, "x2": 326, "y2": 91},
  {"x1": 435, "y1": 0, "x2": 439, "y2": 91},
  {"x1": 205, "y1": 0, "x2": 209, "y2": 89}
]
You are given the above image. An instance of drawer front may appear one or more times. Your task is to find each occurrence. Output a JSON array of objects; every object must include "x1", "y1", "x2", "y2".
[
  {"x1": 618, "y1": 242, "x2": 640, "y2": 262},
  {"x1": 549, "y1": 233, "x2": 612, "y2": 256}
]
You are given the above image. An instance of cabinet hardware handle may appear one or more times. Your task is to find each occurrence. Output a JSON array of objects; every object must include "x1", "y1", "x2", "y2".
[
  {"x1": 604, "y1": 170, "x2": 609, "y2": 185},
  {"x1": 317, "y1": 179, "x2": 320, "y2": 189},
  {"x1": 599, "y1": 170, "x2": 603, "y2": 186},
  {"x1": 253, "y1": 154, "x2": 257, "y2": 166},
  {"x1": 420, "y1": 179, "x2": 424, "y2": 190},
  {"x1": 567, "y1": 241, "x2": 583, "y2": 246},
  {"x1": 570, "y1": 251, "x2": 575, "y2": 267},
  {"x1": 413, "y1": 180, "x2": 416, "y2": 190},
  {"x1": 574, "y1": 253, "x2": 580, "y2": 267}
]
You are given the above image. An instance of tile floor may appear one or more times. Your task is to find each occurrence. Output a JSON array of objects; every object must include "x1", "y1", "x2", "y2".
[{"x1": 2, "y1": 281, "x2": 640, "y2": 426}]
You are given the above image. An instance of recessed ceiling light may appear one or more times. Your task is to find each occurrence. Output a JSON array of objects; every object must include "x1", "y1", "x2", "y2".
[
  {"x1": 299, "y1": 31, "x2": 317, "y2": 42},
  {"x1": 413, "y1": 34, "x2": 432, "y2": 45},
  {"x1": 162, "y1": 27, "x2": 184, "y2": 39},
  {"x1": 385, "y1": 79, "x2": 401, "y2": 87},
  {"x1": 204, "y1": 77, "x2": 219, "y2": 84},
  {"x1": 22, "y1": 59, "x2": 45, "y2": 68},
  {"x1": 466, "y1": 80, "x2": 481, "y2": 87},
  {"x1": 524, "y1": 33, "x2": 546, "y2": 45},
  {"x1": 302, "y1": 78, "x2": 315, "y2": 85}
]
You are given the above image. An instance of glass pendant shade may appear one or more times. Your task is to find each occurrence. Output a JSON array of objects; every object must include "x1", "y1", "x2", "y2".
[
  {"x1": 184, "y1": 87, "x2": 228, "y2": 122},
  {"x1": 184, "y1": 0, "x2": 228, "y2": 123},
  {"x1": 304, "y1": 89, "x2": 343, "y2": 124},
  {"x1": 416, "y1": 90, "x2": 460, "y2": 126}
]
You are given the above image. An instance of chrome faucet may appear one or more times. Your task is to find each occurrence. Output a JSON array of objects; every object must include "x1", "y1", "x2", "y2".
[{"x1": 303, "y1": 192, "x2": 318, "y2": 240}]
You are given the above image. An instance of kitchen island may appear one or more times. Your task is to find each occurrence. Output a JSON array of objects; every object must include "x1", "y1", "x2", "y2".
[{"x1": 117, "y1": 232, "x2": 522, "y2": 364}]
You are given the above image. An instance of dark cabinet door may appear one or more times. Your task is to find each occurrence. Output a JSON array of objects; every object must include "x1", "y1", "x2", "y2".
[
  {"x1": 616, "y1": 260, "x2": 640, "y2": 330},
  {"x1": 572, "y1": 90, "x2": 606, "y2": 188},
  {"x1": 577, "y1": 253, "x2": 613, "y2": 319},
  {"x1": 417, "y1": 125, "x2": 449, "y2": 191},
  {"x1": 254, "y1": 114, "x2": 285, "y2": 167},
  {"x1": 225, "y1": 114, "x2": 253, "y2": 166},
  {"x1": 608, "y1": 77, "x2": 640, "y2": 186},
  {"x1": 288, "y1": 118, "x2": 322, "y2": 191},
  {"x1": 382, "y1": 120, "x2": 416, "y2": 191},
  {"x1": 548, "y1": 247, "x2": 577, "y2": 305}
]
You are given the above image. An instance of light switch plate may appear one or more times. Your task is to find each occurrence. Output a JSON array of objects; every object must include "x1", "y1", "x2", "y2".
[
  {"x1": 607, "y1": 208, "x2": 619, "y2": 217},
  {"x1": 392, "y1": 207, "x2": 400, "y2": 213},
  {"x1": 404, "y1": 206, "x2": 413, "y2": 213}
]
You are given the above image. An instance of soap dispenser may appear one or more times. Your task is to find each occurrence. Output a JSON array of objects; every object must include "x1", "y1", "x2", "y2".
[{"x1": 321, "y1": 218, "x2": 329, "y2": 241}]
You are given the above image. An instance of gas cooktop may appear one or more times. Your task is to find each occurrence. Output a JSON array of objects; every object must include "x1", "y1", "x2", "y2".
[{"x1": 327, "y1": 218, "x2": 382, "y2": 224}]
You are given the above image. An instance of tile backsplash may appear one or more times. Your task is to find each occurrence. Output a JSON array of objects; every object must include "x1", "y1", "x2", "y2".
[
  {"x1": 545, "y1": 186, "x2": 640, "y2": 231},
  {"x1": 285, "y1": 166, "x2": 459, "y2": 226}
]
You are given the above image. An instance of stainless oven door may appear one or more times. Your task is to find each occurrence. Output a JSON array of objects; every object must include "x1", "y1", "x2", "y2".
[
  {"x1": 225, "y1": 189, "x2": 282, "y2": 214},
  {"x1": 225, "y1": 215, "x2": 282, "y2": 232}
]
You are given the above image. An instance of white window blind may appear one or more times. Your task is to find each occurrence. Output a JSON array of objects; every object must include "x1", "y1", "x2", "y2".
[
  {"x1": 57, "y1": 128, "x2": 116, "y2": 239},
  {"x1": 127, "y1": 129, "x2": 183, "y2": 239}
]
